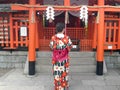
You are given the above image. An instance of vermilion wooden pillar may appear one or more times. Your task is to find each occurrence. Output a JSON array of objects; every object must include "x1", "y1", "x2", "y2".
[
  {"x1": 64, "y1": 0, "x2": 70, "y2": 34},
  {"x1": 118, "y1": 20, "x2": 120, "y2": 49},
  {"x1": 96, "y1": 0, "x2": 104, "y2": 75},
  {"x1": 92, "y1": 18, "x2": 97, "y2": 49},
  {"x1": 35, "y1": 17, "x2": 39, "y2": 50},
  {"x1": 10, "y1": 13, "x2": 14, "y2": 49},
  {"x1": 29, "y1": 0, "x2": 36, "y2": 75},
  {"x1": 64, "y1": 0, "x2": 70, "y2": 6}
]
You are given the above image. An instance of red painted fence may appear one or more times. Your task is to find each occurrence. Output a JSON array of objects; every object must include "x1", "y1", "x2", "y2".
[
  {"x1": 40, "y1": 27, "x2": 93, "y2": 51},
  {"x1": 0, "y1": 13, "x2": 29, "y2": 50},
  {"x1": 0, "y1": 12, "x2": 120, "y2": 51},
  {"x1": 104, "y1": 18, "x2": 120, "y2": 50}
]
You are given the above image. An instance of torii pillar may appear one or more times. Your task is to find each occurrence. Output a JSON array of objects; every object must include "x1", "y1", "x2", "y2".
[
  {"x1": 64, "y1": 0, "x2": 70, "y2": 6},
  {"x1": 96, "y1": 0, "x2": 105, "y2": 75},
  {"x1": 28, "y1": 0, "x2": 36, "y2": 75}
]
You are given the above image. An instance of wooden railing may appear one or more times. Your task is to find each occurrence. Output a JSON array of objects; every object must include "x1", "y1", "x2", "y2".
[
  {"x1": 43, "y1": 27, "x2": 86, "y2": 40},
  {"x1": 104, "y1": 18, "x2": 120, "y2": 50},
  {"x1": 80, "y1": 39, "x2": 93, "y2": 51},
  {"x1": 12, "y1": 21, "x2": 29, "y2": 47},
  {"x1": 1, "y1": 13, "x2": 120, "y2": 51},
  {"x1": 0, "y1": 13, "x2": 29, "y2": 50},
  {"x1": 40, "y1": 27, "x2": 93, "y2": 51}
]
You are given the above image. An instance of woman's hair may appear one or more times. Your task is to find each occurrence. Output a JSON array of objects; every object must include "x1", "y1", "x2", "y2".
[{"x1": 56, "y1": 23, "x2": 65, "y2": 33}]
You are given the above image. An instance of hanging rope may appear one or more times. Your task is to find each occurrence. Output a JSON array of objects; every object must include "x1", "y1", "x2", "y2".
[
  {"x1": 30, "y1": 8, "x2": 35, "y2": 23},
  {"x1": 65, "y1": 11, "x2": 69, "y2": 24},
  {"x1": 65, "y1": 11, "x2": 69, "y2": 35},
  {"x1": 96, "y1": 12, "x2": 100, "y2": 24}
]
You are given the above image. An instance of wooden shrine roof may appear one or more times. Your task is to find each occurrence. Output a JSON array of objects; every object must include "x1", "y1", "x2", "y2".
[{"x1": 0, "y1": 0, "x2": 119, "y2": 6}]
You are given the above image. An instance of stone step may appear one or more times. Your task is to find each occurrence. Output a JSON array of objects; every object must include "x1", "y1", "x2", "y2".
[
  {"x1": 69, "y1": 52, "x2": 95, "y2": 58},
  {"x1": 36, "y1": 51, "x2": 95, "y2": 58},
  {"x1": 36, "y1": 57, "x2": 96, "y2": 65},
  {"x1": 38, "y1": 72, "x2": 96, "y2": 76},
  {"x1": 36, "y1": 51, "x2": 52, "y2": 58},
  {"x1": 70, "y1": 65, "x2": 96, "y2": 73},
  {"x1": 36, "y1": 51, "x2": 96, "y2": 73},
  {"x1": 35, "y1": 65, "x2": 96, "y2": 73},
  {"x1": 70, "y1": 57, "x2": 96, "y2": 65}
]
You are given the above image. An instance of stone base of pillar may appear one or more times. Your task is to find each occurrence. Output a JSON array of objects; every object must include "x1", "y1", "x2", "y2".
[
  {"x1": 29, "y1": 61, "x2": 35, "y2": 75},
  {"x1": 96, "y1": 61, "x2": 103, "y2": 75}
]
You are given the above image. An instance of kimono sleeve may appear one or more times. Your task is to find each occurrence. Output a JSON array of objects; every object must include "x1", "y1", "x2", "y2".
[
  {"x1": 49, "y1": 35, "x2": 56, "y2": 49},
  {"x1": 67, "y1": 36, "x2": 72, "y2": 51}
]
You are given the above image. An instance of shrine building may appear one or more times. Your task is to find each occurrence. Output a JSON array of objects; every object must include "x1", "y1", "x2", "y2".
[{"x1": 0, "y1": 0, "x2": 120, "y2": 75}]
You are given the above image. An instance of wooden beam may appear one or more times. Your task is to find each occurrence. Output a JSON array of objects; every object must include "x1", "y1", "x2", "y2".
[
  {"x1": 11, "y1": 5, "x2": 29, "y2": 10},
  {"x1": 104, "y1": 7, "x2": 120, "y2": 12},
  {"x1": 11, "y1": 4, "x2": 120, "y2": 12}
]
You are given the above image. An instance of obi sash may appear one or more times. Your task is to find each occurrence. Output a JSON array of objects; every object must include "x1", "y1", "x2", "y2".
[{"x1": 52, "y1": 48, "x2": 68, "y2": 62}]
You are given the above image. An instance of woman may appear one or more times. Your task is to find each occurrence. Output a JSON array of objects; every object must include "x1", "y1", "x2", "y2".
[{"x1": 49, "y1": 23, "x2": 72, "y2": 90}]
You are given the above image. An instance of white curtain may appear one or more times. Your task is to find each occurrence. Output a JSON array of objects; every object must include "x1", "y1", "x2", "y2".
[
  {"x1": 43, "y1": 0, "x2": 88, "y2": 17},
  {"x1": 69, "y1": 0, "x2": 88, "y2": 17},
  {"x1": 44, "y1": 0, "x2": 64, "y2": 16}
]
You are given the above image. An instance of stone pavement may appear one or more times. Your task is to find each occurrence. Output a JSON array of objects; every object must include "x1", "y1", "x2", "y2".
[
  {"x1": 0, "y1": 69, "x2": 120, "y2": 90},
  {"x1": 0, "y1": 69, "x2": 12, "y2": 77}
]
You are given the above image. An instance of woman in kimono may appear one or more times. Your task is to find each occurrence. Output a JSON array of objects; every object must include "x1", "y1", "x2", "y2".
[{"x1": 49, "y1": 23, "x2": 72, "y2": 90}]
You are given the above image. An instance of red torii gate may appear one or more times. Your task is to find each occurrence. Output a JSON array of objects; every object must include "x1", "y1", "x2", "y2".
[{"x1": 11, "y1": 0, "x2": 120, "y2": 75}]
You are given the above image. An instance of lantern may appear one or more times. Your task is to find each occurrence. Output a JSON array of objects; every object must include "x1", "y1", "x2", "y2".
[
  {"x1": 46, "y1": 6, "x2": 55, "y2": 23},
  {"x1": 80, "y1": 6, "x2": 88, "y2": 27}
]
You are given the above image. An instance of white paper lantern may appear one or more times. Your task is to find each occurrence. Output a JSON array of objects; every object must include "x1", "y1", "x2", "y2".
[
  {"x1": 80, "y1": 6, "x2": 88, "y2": 26},
  {"x1": 46, "y1": 6, "x2": 55, "y2": 21}
]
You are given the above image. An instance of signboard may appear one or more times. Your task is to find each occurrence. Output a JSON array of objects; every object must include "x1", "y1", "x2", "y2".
[
  {"x1": 72, "y1": 45, "x2": 77, "y2": 48},
  {"x1": 108, "y1": 45, "x2": 112, "y2": 49},
  {"x1": 20, "y1": 26, "x2": 27, "y2": 36}
]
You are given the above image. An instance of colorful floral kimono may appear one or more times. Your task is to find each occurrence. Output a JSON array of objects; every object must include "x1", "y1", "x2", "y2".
[{"x1": 50, "y1": 33, "x2": 72, "y2": 90}]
